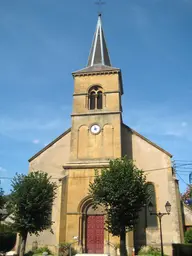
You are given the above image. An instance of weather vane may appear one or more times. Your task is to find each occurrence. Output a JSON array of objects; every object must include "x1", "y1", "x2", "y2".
[{"x1": 95, "y1": 0, "x2": 106, "y2": 15}]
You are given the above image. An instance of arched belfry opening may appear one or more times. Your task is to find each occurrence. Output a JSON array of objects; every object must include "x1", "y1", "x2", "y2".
[
  {"x1": 88, "y1": 86, "x2": 103, "y2": 110},
  {"x1": 78, "y1": 197, "x2": 105, "y2": 254}
]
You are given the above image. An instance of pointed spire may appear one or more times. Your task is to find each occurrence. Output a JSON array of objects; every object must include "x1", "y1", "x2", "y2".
[{"x1": 87, "y1": 14, "x2": 111, "y2": 67}]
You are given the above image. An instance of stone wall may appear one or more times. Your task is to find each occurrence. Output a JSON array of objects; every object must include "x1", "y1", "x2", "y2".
[{"x1": 26, "y1": 131, "x2": 71, "y2": 253}]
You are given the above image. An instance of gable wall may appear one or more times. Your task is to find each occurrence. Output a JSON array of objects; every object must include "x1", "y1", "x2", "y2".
[
  {"x1": 121, "y1": 125, "x2": 183, "y2": 254},
  {"x1": 26, "y1": 132, "x2": 71, "y2": 252}
]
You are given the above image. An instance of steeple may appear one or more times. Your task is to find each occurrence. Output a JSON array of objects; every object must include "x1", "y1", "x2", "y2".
[
  {"x1": 87, "y1": 14, "x2": 111, "y2": 67},
  {"x1": 72, "y1": 14, "x2": 120, "y2": 75}
]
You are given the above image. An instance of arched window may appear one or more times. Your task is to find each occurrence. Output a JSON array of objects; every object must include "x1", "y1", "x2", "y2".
[
  {"x1": 97, "y1": 91, "x2": 103, "y2": 109},
  {"x1": 146, "y1": 183, "x2": 158, "y2": 228},
  {"x1": 88, "y1": 86, "x2": 103, "y2": 110},
  {"x1": 90, "y1": 91, "x2": 96, "y2": 110}
]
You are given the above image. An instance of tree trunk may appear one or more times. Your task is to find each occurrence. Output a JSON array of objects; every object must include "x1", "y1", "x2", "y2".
[
  {"x1": 120, "y1": 226, "x2": 127, "y2": 256},
  {"x1": 17, "y1": 235, "x2": 21, "y2": 255},
  {"x1": 19, "y1": 232, "x2": 28, "y2": 256}
]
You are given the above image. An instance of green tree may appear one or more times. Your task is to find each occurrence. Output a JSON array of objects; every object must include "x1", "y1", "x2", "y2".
[
  {"x1": 3, "y1": 194, "x2": 12, "y2": 216},
  {"x1": 185, "y1": 228, "x2": 192, "y2": 244},
  {"x1": 0, "y1": 194, "x2": 13, "y2": 222},
  {"x1": 89, "y1": 157, "x2": 149, "y2": 256},
  {"x1": 0, "y1": 187, "x2": 4, "y2": 211},
  {"x1": 10, "y1": 171, "x2": 57, "y2": 256}
]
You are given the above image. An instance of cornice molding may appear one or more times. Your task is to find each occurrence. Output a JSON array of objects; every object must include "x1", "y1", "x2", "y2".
[
  {"x1": 63, "y1": 160, "x2": 110, "y2": 170},
  {"x1": 71, "y1": 111, "x2": 121, "y2": 117},
  {"x1": 72, "y1": 70, "x2": 120, "y2": 77}
]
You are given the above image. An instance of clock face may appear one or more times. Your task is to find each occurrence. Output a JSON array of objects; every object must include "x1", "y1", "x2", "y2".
[{"x1": 90, "y1": 124, "x2": 101, "y2": 134}]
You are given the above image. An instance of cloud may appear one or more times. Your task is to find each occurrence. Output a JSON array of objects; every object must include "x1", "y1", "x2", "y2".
[
  {"x1": 0, "y1": 166, "x2": 7, "y2": 173},
  {"x1": 32, "y1": 139, "x2": 40, "y2": 144},
  {"x1": 181, "y1": 122, "x2": 188, "y2": 127}
]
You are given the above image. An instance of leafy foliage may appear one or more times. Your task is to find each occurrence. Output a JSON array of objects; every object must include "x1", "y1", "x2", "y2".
[
  {"x1": 0, "y1": 194, "x2": 13, "y2": 222},
  {"x1": 0, "y1": 232, "x2": 17, "y2": 253},
  {"x1": 185, "y1": 228, "x2": 192, "y2": 244},
  {"x1": 0, "y1": 223, "x2": 16, "y2": 253},
  {"x1": 3, "y1": 194, "x2": 13, "y2": 213},
  {"x1": 89, "y1": 157, "x2": 149, "y2": 256},
  {"x1": 0, "y1": 186, "x2": 5, "y2": 211},
  {"x1": 24, "y1": 251, "x2": 34, "y2": 256},
  {"x1": 33, "y1": 246, "x2": 52, "y2": 255},
  {"x1": 138, "y1": 246, "x2": 168, "y2": 256},
  {"x1": 89, "y1": 157, "x2": 149, "y2": 235},
  {"x1": 0, "y1": 223, "x2": 15, "y2": 233},
  {"x1": 9, "y1": 171, "x2": 57, "y2": 256},
  {"x1": 10, "y1": 171, "x2": 57, "y2": 236},
  {"x1": 58, "y1": 243, "x2": 78, "y2": 256}
]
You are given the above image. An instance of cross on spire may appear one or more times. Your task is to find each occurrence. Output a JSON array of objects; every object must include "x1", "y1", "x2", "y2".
[{"x1": 95, "y1": 0, "x2": 105, "y2": 15}]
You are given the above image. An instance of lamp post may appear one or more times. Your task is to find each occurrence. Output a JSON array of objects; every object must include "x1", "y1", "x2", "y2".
[{"x1": 148, "y1": 201, "x2": 171, "y2": 256}]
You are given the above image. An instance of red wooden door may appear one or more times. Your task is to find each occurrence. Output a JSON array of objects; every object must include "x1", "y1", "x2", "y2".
[{"x1": 86, "y1": 215, "x2": 104, "y2": 253}]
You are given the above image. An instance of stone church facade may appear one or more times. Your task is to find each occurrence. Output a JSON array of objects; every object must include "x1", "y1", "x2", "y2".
[{"x1": 26, "y1": 15, "x2": 185, "y2": 255}]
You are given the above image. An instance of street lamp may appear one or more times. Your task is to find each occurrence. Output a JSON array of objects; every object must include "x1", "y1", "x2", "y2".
[{"x1": 148, "y1": 201, "x2": 171, "y2": 256}]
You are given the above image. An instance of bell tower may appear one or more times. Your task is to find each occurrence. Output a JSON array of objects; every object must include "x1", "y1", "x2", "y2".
[
  {"x1": 63, "y1": 14, "x2": 124, "y2": 247},
  {"x1": 69, "y1": 14, "x2": 124, "y2": 163}
]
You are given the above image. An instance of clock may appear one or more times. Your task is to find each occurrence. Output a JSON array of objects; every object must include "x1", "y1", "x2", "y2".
[{"x1": 90, "y1": 124, "x2": 101, "y2": 134}]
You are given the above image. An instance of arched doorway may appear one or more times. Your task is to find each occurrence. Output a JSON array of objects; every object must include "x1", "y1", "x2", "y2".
[{"x1": 79, "y1": 197, "x2": 105, "y2": 253}]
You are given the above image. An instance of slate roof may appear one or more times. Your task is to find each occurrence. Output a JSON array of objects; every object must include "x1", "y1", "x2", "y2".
[
  {"x1": 87, "y1": 14, "x2": 111, "y2": 67},
  {"x1": 72, "y1": 65, "x2": 120, "y2": 76},
  {"x1": 73, "y1": 14, "x2": 120, "y2": 75}
]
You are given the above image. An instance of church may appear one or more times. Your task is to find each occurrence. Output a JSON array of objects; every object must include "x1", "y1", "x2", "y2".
[{"x1": 26, "y1": 14, "x2": 187, "y2": 255}]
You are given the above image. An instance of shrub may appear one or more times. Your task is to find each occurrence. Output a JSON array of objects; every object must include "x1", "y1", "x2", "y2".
[
  {"x1": 33, "y1": 247, "x2": 52, "y2": 255},
  {"x1": 25, "y1": 251, "x2": 34, "y2": 256},
  {"x1": 138, "y1": 246, "x2": 168, "y2": 256},
  {"x1": 58, "y1": 243, "x2": 77, "y2": 256},
  {"x1": 185, "y1": 228, "x2": 192, "y2": 244},
  {"x1": 0, "y1": 232, "x2": 17, "y2": 253},
  {"x1": 0, "y1": 223, "x2": 15, "y2": 233},
  {"x1": 0, "y1": 223, "x2": 16, "y2": 253}
]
